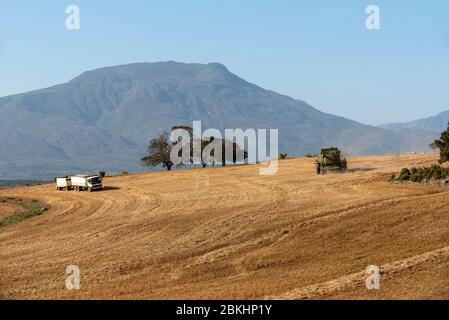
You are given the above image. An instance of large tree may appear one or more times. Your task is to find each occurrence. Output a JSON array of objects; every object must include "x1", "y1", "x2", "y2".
[
  {"x1": 141, "y1": 131, "x2": 174, "y2": 171},
  {"x1": 434, "y1": 121, "x2": 449, "y2": 164}
]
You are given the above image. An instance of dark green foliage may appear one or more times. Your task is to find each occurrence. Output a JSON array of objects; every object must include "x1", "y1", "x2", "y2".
[
  {"x1": 434, "y1": 121, "x2": 449, "y2": 164},
  {"x1": 395, "y1": 164, "x2": 449, "y2": 183},
  {"x1": 410, "y1": 167, "x2": 423, "y2": 182},
  {"x1": 279, "y1": 153, "x2": 288, "y2": 160},
  {"x1": 398, "y1": 168, "x2": 411, "y2": 181},
  {"x1": 99, "y1": 171, "x2": 106, "y2": 178},
  {"x1": 430, "y1": 164, "x2": 443, "y2": 180}
]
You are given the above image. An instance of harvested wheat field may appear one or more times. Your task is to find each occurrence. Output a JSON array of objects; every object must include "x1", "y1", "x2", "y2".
[{"x1": 1, "y1": 153, "x2": 449, "y2": 300}]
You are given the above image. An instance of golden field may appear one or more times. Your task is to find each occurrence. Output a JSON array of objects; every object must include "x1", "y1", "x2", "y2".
[{"x1": 1, "y1": 153, "x2": 449, "y2": 300}]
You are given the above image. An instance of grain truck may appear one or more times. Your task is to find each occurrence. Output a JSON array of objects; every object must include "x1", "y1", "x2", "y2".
[
  {"x1": 56, "y1": 177, "x2": 72, "y2": 191},
  {"x1": 71, "y1": 175, "x2": 103, "y2": 192}
]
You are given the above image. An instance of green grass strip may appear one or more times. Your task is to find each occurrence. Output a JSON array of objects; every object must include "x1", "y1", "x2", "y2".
[{"x1": 0, "y1": 197, "x2": 49, "y2": 228}]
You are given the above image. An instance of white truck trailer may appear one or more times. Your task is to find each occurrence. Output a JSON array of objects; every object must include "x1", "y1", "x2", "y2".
[
  {"x1": 56, "y1": 177, "x2": 72, "y2": 191},
  {"x1": 71, "y1": 175, "x2": 103, "y2": 192}
]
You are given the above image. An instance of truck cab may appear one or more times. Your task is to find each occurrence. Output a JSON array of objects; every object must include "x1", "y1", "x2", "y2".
[
  {"x1": 87, "y1": 176, "x2": 103, "y2": 191},
  {"x1": 71, "y1": 175, "x2": 103, "y2": 192}
]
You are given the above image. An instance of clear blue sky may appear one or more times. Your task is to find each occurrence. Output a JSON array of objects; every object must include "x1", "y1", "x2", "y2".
[{"x1": 0, "y1": 0, "x2": 448, "y2": 125}]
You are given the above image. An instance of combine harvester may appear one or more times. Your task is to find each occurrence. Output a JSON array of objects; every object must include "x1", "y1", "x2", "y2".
[{"x1": 319, "y1": 147, "x2": 348, "y2": 174}]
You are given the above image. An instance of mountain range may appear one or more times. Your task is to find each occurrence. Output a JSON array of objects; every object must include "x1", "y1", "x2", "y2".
[
  {"x1": 379, "y1": 111, "x2": 449, "y2": 133},
  {"x1": 0, "y1": 61, "x2": 440, "y2": 179}
]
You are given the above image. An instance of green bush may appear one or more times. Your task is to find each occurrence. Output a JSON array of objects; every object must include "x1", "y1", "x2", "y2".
[
  {"x1": 99, "y1": 171, "x2": 106, "y2": 178},
  {"x1": 410, "y1": 168, "x2": 422, "y2": 182},
  {"x1": 398, "y1": 168, "x2": 411, "y2": 181},
  {"x1": 395, "y1": 164, "x2": 448, "y2": 183}
]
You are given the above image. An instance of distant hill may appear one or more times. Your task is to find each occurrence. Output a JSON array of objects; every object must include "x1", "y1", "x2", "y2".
[
  {"x1": 379, "y1": 110, "x2": 449, "y2": 133},
  {"x1": 0, "y1": 61, "x2": 437, "y2": 179}
]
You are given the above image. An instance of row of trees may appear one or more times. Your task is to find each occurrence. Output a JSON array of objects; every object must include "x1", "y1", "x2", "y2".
[
  {"x1": 141, "y1": 121, "x2": 449, "y2": 173},
  {"x1": 141, "y1": 130, "x2": 248, "y2": 171}
]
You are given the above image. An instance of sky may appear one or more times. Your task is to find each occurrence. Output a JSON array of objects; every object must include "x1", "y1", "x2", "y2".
[{"x1": 0, "y1": 0, "x2": 448, "y2": 125}]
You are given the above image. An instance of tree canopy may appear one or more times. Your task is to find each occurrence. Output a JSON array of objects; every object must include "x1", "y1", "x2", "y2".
[
  {"x1": 141, "y1": 131, "x2": 174, "y2": 171},
  {"x1": 434, "y1": 122, "x2": 449, "y2": 164}
]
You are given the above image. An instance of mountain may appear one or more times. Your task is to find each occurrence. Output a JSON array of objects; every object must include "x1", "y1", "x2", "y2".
[
  {"x1": 0, "y1": 61, "x2": 437, "y2": 179},
  {"x1": 379, "y1": 111, "x2": 449, "y2": 133}
]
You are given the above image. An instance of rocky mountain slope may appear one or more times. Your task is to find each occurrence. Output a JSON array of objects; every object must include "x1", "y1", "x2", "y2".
[{"x1": 0, "y1": 62, "x2": 436, "y2": 179}]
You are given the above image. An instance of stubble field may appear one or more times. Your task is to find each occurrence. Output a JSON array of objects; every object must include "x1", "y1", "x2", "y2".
[{"x1": 1, "y1": 153, "x2": 449, "y2": 300}]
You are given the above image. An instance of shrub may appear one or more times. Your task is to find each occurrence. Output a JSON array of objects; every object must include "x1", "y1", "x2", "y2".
[
  {"x1": 398, "y1": 168, "x2": 411, "y2": 181},
  {"x1": 395, "y1": 164, "x2": 449, "y2": 183},
  {"x1": 410, "y1": 168, "x2": 423, "y2": 182},
  {"x1": 279, "y1": 153, "x2": 288, "y2": 160},
  {"x1": 99, "y1": 171, "x2": 106, "y2": 178}
]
